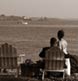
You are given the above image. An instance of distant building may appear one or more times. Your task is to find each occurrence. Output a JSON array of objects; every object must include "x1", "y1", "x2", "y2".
[{"x1": 22, "y1": 21, "x2": 28, "y2": 25}]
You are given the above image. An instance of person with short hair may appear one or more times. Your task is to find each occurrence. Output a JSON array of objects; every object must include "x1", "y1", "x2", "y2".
[
  {"x1": 57, "y1": 30, "x2": 71, "y2": 76},
  {"x1": 39, "y1": 37, "x2": 65, "y2": 78},
  {"x1": 39, "y1": 37, "x2": 57, "y2": 69},
  {"x1": 39, "y1": 37, "x2": 57, "y2": 59}
]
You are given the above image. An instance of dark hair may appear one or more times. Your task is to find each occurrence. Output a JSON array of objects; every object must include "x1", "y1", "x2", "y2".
[
  {"x1": 50, "y1": 37, "x2": 57, "y2": 47},
  {"x1": 57, "y1": 30, "x2": 64, "y2": 40}
]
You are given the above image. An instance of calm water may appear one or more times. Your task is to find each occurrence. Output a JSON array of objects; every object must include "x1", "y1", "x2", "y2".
[{"x1": 0, "y1": 25, "x2": 77, "y2": 61}]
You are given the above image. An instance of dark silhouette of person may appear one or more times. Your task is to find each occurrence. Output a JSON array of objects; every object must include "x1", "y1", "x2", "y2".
[
  {"x1": 57, "y1": 30, "x2": 78, "y2": 74},
  {"x1": 39, "y1": 37, "x2": 57, "y2": 58},
  {"x1": 39, "y1": 37, "x2": 64, "y2": 78},
  {"x1": 57, "y1": 30, "x2": 71, "y2": 76},
  {"x1": 57, "y1": 30, "x2": 68, "y2": 55},
  {"x1": 39, "y1": 37, "x2": 57, "y2": 69}
]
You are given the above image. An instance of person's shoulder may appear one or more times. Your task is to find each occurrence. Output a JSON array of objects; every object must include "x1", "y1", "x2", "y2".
[
  {"x1": 61, "y1": 39, "x2": 67, "y2": 44},
  {"x1": 39, "y1": 47, "x2": 50, "y2": 58},
  {"x1": 51, "y1": 46, "x2": 64, "y2": 52},
  {"x1": 47, "y1": 46, "x2": 59, "y2": 52},
  {"x1": 42, "y1": 47, "x2": 50, "y2": 50},
  {"x1": 40, "y1": 47, "x2": 50, "y2": 53}
]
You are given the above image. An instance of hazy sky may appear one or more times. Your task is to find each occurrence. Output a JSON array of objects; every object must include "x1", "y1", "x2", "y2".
[{"x1": 0, "y1": 0, "x2": 78, "y2": 18}]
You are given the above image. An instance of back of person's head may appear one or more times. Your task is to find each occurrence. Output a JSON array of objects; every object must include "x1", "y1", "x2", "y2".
[
  {"x1": 57, "y1": 30, "x2": 64, "y2": 40},
  {"x1": 50, "y1": 37, "x2": 57, "y2": 47}
]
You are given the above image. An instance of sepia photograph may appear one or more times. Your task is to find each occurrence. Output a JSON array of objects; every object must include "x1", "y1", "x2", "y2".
[{"x1": 0, "y1": 0, "x2": 78, "y2": 81}]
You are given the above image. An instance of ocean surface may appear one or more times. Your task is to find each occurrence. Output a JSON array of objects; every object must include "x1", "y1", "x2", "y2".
[{"x1": 0, "y1": 25, "x2": 77, "y2": 62}]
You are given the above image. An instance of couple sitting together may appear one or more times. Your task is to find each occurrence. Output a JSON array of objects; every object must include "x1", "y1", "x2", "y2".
[{"x1": 39, "y1": 30, "x2": 71, "y2": 77}]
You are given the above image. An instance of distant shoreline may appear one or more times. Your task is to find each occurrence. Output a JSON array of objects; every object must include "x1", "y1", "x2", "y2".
[{"x1": 0, "y1": 24, "x2": 78, "y2": 28}]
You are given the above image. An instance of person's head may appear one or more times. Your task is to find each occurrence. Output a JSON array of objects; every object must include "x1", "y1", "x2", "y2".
[
  {"x1": 50, "y1": 37, "x2": 57, "y2": 47},
  {"x1": 57, "y1": 30, "x2": 64, "y2": 40}
]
